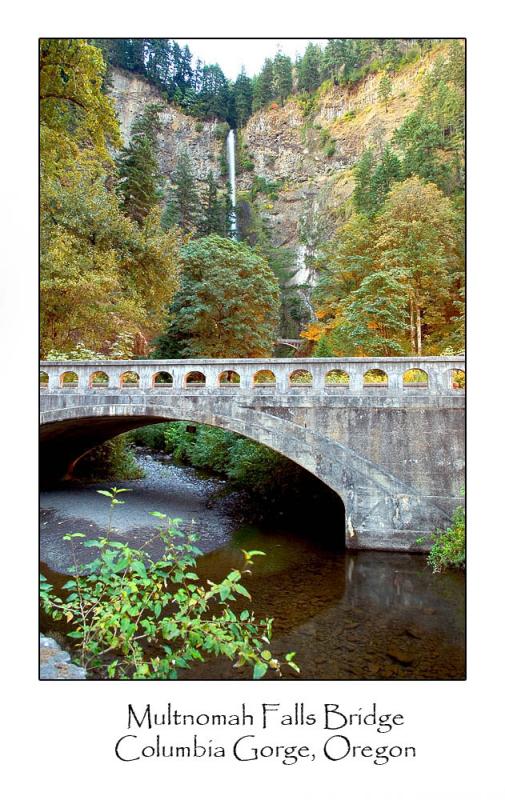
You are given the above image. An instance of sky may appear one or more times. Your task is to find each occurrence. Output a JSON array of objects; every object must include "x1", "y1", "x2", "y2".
[{"x1": 175, "y1": 38, "x2": 328, "y2": 79}]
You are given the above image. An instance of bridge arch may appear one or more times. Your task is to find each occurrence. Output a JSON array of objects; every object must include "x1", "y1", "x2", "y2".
[{"x1": 40, "y1": 356, "x2": 465, "y2": 550}]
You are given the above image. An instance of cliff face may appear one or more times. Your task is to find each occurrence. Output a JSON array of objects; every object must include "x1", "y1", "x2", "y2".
[
  {"x1": 109, "y1": 68, "x2": 223, "y2": 182},
  {"x1": 109, "y1": 43, "x2": 450, "y2": 280}
]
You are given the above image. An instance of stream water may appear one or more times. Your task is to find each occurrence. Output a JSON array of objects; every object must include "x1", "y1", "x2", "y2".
[{"x1": 40, "y1": 450, "x2": 465, "y2": 680}]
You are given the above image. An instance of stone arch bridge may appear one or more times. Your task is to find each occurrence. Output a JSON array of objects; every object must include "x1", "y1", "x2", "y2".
[{"x1": 40, "y1": 357, "x2": 465, "y2": 552}]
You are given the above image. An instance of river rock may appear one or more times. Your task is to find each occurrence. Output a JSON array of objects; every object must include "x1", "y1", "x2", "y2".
[{"x1": 40, "y1": 634, "x2": 86, "y2": 680}]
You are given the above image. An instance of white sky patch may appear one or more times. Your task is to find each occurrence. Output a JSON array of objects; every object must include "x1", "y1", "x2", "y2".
[{"x1": 175, "y1": 38, "x2": 329, "y2": 80}]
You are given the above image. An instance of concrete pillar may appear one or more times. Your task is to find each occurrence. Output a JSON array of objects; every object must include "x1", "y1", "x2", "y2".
[
  {"x1": 138, "y1": 366, "x2": 152, "y2": 390},
  {"x1": 48, "y1": 370, "x2": 59, "y2": 391},
  {"x1": 349, "y1": 369, "x2": 362, "y2": 393},
  {"x1": 276, "y1": 365, "x2": 289, "y2": 393},
  {"x1": 311, "y1": 367, "x2": 326, "y2": 393},
  {"x1": 171, "y1": 367, "x2": 185, "y2": 390},
  {"x1": 387, "y1": 369, "x2": 402, "y2": 394}
]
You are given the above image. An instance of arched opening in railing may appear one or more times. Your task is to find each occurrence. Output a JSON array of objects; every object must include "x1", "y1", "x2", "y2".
[
  {"x1": 403, "y1": 368, "x2": 429, "y2": 388},
  {"x1": 218, "y1": 370, "x2": 240, "y2": 385},
  {"x1": 152, "y1": 371, "x2": 173, "y2": 387},
  {"x1": 120, "y1": 371, "x2": 139, "y2": 387},
  {"x1": 185, "y1": 371, "x2": 206, "y2": 386},
  {"x1": 325, "y1": 369, "x2": 350, "y2": 386},
  {"x1": 363, "y1": 369, "x2": 388, "y2": 387},
  {"x1": 253, "y1": 370, "x2": 276, "y2": 386},
  {"x1": 89, "y1": 371, "x2": 109, "y2": 388},
  {"x1": 60, "y1": 370, "x2": 79, "y2": 387},
  {"x1": 451, "y1": 369, "x2": 465, "y2": 390},
  {"x1": 40, "y1": 371, "x2": 49, "y2": 388},
  {"x1": 289, "y1": 369, "x2": 313, "y2": 386}
]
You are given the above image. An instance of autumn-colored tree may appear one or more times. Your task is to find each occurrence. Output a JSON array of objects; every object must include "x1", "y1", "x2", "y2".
[
  {"x1": 153, "y1": 235, "x2": 280, "y2": 358},
  {"x1": 303, "y1": 177, "x2": 463, "y2": 356},
  {"x1": 40, "y1": 39, "x2": 181, "y2": 357},
  {"x1": 375, "y1": 176, "x2": 462, "y2": 354}
]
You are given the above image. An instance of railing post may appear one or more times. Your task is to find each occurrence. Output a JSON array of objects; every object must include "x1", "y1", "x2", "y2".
[
  {"x1": 171, "y1": 366, "x2": 185, "y2": 390},
  {"x1": 387, "y1": 368, "x2": 402, "y2": 394},
  {"x1": 276, "y1": 365, "x2": 289, "y2": 393},
  {"x1": 48, "y1": 370, "x2": 59, "y2": 391},
  {"x1": 348, "y1": 368, "x2": 362, "y2": 393}
]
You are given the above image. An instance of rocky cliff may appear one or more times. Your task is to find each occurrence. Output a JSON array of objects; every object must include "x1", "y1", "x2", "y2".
[
  {"x1": 108, "y1": 43, "x2": 450, "y2": 284},
  {"x1": 109, "y1": 68, "x2": 223, "y2": 182}
]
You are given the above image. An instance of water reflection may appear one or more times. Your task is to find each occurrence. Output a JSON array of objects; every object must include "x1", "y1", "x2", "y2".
[{"x1": 40, "y1": 451, "x2": 465, "y2": 681}]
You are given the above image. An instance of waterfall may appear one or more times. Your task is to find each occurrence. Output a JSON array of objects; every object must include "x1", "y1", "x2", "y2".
[{"x1": 226, "y1": 129, "x2": 237, "y2": 238}]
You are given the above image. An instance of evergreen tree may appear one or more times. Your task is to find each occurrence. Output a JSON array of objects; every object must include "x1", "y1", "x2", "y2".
[
  {"x1": 370, "y1": 145, "x2": 402, "y2": 210},
  {"x1": 353, "y1": 149, "x2": 376, "y2": 216},
  {"x1": 297, "y1": 43, "x2": 322, "y2": 92},
  {"x1": 233, "y1": 68, "x2": 253, "y2": 127},
  {"x1": 273, "y1": 52, "x2": 293, "y2": 104},
  {"x1": 162, "y1": 149, "x2": 201, "y2": 233},
  {"x1": 252, "y1": 58, "x2": 274, "y2": 110},
  {"x1": 199, "y1": 171, "x2": 228, "y2": 236},
  {"x1": 378, "y1": 73, "x2": 393, "y2": 110},
  {"x1": 116, "y1": 104, "x2": 164, "y2": 224}
]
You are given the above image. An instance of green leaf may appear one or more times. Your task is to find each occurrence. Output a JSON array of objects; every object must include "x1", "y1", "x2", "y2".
[
  {"x1": 96, "y1": 490, "x2": 114, "y2": 498},
  {"x1": 219, "y1": 586, "x2": 231, "y2": 601},
  {"x1": 253, "y1": 662, "x2": 268, "y2": 680},
  {"x1": 131, "y1": 561, "x2": 147, "y2": 580},
  {"x1": 261, "y1": 650, "x2": 272, "y2": 661},
  {"x1": 234, "y1": 584, "x2": 251, "y2": 599},
  {"x1": 149, "y1": 511, "x2": 167, "y2": 519}
]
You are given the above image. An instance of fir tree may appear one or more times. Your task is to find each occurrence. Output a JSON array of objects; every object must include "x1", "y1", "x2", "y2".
[
  {"x1": 252, "y1": 58, "x2": 274, "y2": 110},
  {"x1": 233, "y1": 68, "x2": 253, "y2": 127},
  {"x1": 162, "y1": 149, "x2": 201, "y2": 233},
  {"x1": 297, "y1": 43, "x2": 322, "y2": 93},
  {"x1": 199, "y1": 171, "x2": 228, "y2": 236},
  {"x1": 116, "y1": 104, "x2": 164, "y2": 224},
  {"x1": 273, "y1": 52, "x2": 293, "y2": 104}
]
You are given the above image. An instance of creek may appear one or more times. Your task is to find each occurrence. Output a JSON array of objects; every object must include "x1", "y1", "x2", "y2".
[{"x1": 40, "y1": 449, "x2": 465, "y2": 680}]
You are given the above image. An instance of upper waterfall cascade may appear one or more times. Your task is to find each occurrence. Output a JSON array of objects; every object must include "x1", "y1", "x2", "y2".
[{"x1": 226, "y1": 129, "x2": 237, "y2": 238}]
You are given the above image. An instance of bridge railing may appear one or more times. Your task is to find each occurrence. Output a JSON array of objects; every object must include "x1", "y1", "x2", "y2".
[{"x1": 40, "y1": 357, "x2": 465, "y2": 396}]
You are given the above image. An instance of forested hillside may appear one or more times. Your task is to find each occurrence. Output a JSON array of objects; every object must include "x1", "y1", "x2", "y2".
[{"x1": 40, "y1": 38, "x2": 464, "y2": 358}]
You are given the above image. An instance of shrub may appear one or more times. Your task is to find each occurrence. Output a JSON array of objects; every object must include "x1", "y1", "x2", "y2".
[
  {"x1": 325, "y1": 143, "x2": 336, "y2": 158},
  {"x1": 195, "y1": 121, "x2": 204, "y2": 133},
  {"x1": 40, "y1": 488, "x2": 299, "y2": 680},
  {"x1": 128, "y1": 423, "x2": 169, "y2": 450},
  {"x1": 426, "y1": 504, "x2": 465, "y2": 572},
  {"x1": 73, "y1": 434, "x2": 143, "y2": 480}
]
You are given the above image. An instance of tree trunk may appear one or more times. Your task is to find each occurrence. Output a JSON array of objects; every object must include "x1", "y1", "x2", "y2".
[
  {"x1": 416, "y1": 304, "x2": 422, "y2": 355},
  {"x1": 409, "y1": 298, "x2": 416, "y2": 354}
]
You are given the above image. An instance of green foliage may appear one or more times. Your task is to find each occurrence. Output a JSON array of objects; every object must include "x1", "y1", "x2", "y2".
[
  {"x1": 40, "y1": 489, "x2": 299, "y2": 679},
  {"x1": 74, "y1": 435, "x2": 143, "y2": 480},
  {"x1": 116, "y1": 104, "x2": 164, "y2": 224},
  {"x1": 153, "y1": 235, "x2": 280, "y2": 358},
  {"x1": 296, "y1": 43, "x2": 322, "y2": 93},
  {"x1": 128, "y1": 424, "x2": 168, "y2": 450},
  {"x1": 378, "y1": 73, "x2": 393, "y2": 107},
  {"x1": 199, "y1": 171, "x2": 230, "y2": 236},
  {"x1": 250, "y1": 175, "x2": 283, "y2": 201},
  {"x1": 305, "y1": 177, "x2": 464, "y2": 356},
  {"x1": 424, "y1": 501, "x2": 465, "y2": 572},
  {"x1": 162, "y1": 149, "x2": 201, "y2": 234},
  {"x1": 272, "y1": 52, "x2": 293, "y2": 104}
]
